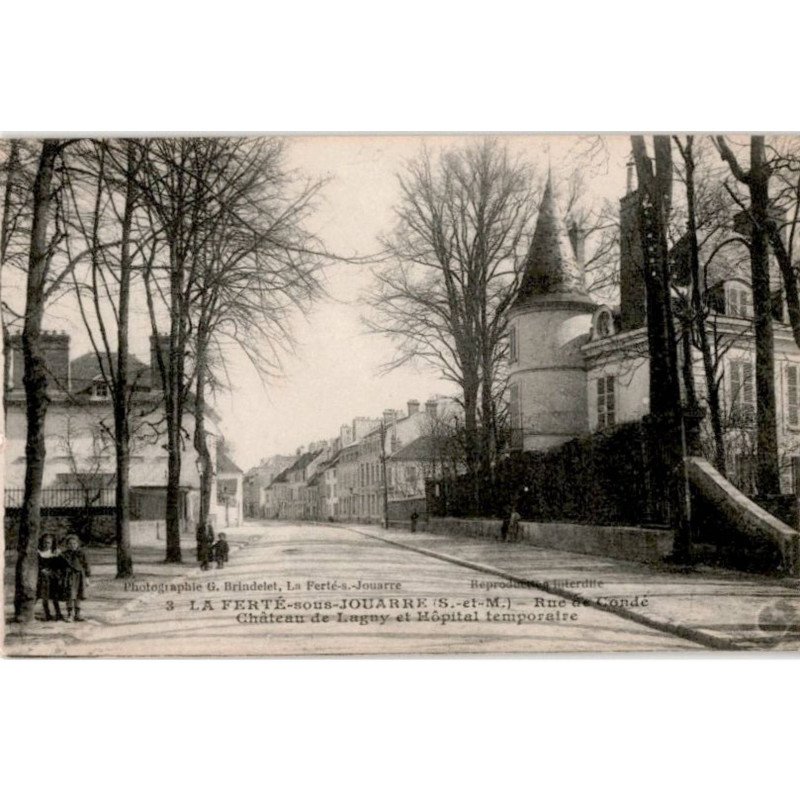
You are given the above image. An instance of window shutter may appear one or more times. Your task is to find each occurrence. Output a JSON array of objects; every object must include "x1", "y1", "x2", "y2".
[
  {"x1": 789, "y1": 365, "x2": 799, "y2": 427},
  {"x1": 730, "y1": 363, "x2": 741, "y2": 412},
  {"x1": 742, "y1": 362, "x2": 754, "y2": 416}
]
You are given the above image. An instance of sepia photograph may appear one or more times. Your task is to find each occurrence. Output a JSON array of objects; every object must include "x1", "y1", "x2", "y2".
[{"x1": 2, "y1": 133, "x2": 799, "y2": 657}]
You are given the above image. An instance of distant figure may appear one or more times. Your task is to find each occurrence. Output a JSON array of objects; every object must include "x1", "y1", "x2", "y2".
[
  {"x1": 410, "y1": 511, "x2": 419, "y2": 532},
  {"x1": 61, "y1": 535, "x2": 90, "y2": 622},
  {"x1": 508, "y1": 508, "x2": 522, "y2": 543},
  {"x1": 200, "y1": 523, "x2": 215, "y2": 571},
  {"x1": 212, "y1": 532, "x2": 229, "y2": 569},
  {"x1": 196, "y1": 523, "x2": 207, "y2": 564},
  {"x1": 37, "y1": 533, "x2": 65, "y2": 622},
  {"x1": 500, "y1": 509, "x2": 510, "y2": 542}
]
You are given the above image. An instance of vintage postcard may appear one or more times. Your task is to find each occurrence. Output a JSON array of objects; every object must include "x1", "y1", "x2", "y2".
[{"x1": 2, "y1": 133, "x2": 799, "y2": 657}]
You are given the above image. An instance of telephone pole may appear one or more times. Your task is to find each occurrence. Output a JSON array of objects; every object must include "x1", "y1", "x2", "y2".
[{"x1": 380, "y1": 420, "x2": 390, "y2": 529}]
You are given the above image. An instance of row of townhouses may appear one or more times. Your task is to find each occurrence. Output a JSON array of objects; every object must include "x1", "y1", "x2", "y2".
[{"x1": 243, "y1": 397, "x2": 458, "y2": 525}]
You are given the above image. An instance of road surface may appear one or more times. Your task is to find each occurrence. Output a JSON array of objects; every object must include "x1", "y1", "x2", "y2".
[{"x1": 5, "y1": 522, "x2": 702, "y2": 656}]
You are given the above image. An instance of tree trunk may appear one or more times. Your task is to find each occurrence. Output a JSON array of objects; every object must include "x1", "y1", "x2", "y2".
[
  {"x1": 14, "y1": 141, "x2": 59, "y2": 623},
  {"x1": 631, "y1": 136, "x2": 689, "y2": 554},
  {"x1": 114, "y1": 141, "x2": 136, "y2": 578},
  {"x1": 2, "y1": 140, "x2": 20, "y2": 423},
  {"x1": 461, "y1": 368, "x2": 480, "y2": 514},
  {"x1": 480, "y1": 346, "x2": 497, "y2": 482},
  {"x1": 749, "y1": 137, "x2": 781, "y2": 495},
  {"x1": 193, "y1": 343, "x2": 213, "y2": 537},
  {"x1": 164, "y1": 243, "x2": 184, "y2": 563}
]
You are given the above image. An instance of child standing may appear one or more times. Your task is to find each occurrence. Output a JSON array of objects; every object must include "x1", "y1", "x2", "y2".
[
  {"x1": 37, "y1": 533, "x2": 65, "y2": 621},
  {"x1": 61, "y1": 535, "x2": 91, "y2": 622},
  {"x1": 212, "y1": 532, "x2": 229, "y2": 569}
]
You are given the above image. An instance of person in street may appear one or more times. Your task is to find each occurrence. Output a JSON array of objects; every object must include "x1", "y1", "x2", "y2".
[
  {"x1": 196, "y1": 522, "x2": 208, "y2": 566},
  {"x1": 212, "y1": 532, "x2": 229, "y2": 569},
  {"x1": 499, "y1": 509, "x2": 510, "y2": 542},
  {"x1": 202, "y1": 523, "x2": 215, "y2": 570},
  {"x1": 410, "y1": 511, "x2": 419, "y2": 532},
  {"x1": 508, "y1": 507, "x2": 522, "y2": 543},
  {"x1": 61, "y1": 535, "x2": 90, "y2": 622},
  {"x1": 36, "y1": 533, "x2": 65, "y2": 621}
]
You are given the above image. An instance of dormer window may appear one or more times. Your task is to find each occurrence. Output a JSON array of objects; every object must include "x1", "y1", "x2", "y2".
[
  {"x1": 591, "y1": 306, "x2": 616, "y2": 340},
  {"x1": 726, "y1": 285, "x2": 752, "y2": 319},
  {"x1": 90, "y1": 379, "x2": 110, "y2": 401}
]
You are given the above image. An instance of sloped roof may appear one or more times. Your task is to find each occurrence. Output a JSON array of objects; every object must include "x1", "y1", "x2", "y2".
[
  {"x1": 512, "y1": 176, "x2": 594, "y2": 310},
  {"x1": 217, "y1": 452, "x2": 243, "y2": 474},
  {"x1": 70, "y1": 352, "x2": 150, "y2": 394},
  {"x1": 270, "y1": 465, "x2": 292, "y2": 484},
  {"x1": 389, "y1": 435, "x2": 438, "y2": 462}
]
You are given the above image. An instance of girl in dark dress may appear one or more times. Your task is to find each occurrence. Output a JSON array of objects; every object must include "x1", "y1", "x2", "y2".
[
  {"x1": 61, "y1": 535, "x2": 91, "y2": 622},
  {"x1": 36, "y1": 533, "x2": 65, "y2": 621}
]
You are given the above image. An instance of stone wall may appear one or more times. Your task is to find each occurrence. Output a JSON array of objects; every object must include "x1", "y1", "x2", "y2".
[
  {"x1": 687, "y1": 457, "x2": 800, "y2": 577},
  {"x1": 425, "y1": 517, "x2": 674, "y2": 564},
  {"x1": 387, "y1": 497, "x2": 427, "y2": 527}
]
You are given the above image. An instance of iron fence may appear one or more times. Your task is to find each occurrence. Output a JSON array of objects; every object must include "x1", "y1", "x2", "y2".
[{"x1": 4, "y1": 486, "x2": 116, "y2": 509}]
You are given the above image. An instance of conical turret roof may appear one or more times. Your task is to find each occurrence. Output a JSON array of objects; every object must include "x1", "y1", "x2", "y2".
[{"x1": 512, "y1": 176, "x2": 594, "y2": 310}]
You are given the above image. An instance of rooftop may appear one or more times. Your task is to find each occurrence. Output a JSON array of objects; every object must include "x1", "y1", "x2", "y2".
[{"x1": 512, "y1": 175, "x2": 594, "y2": 310}]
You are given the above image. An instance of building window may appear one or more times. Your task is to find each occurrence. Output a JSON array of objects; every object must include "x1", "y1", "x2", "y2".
[
  {"x1": 406, "y1": 466, "x2": 417, "y2": 486},
  {"x1": 730, "y1": 360, "x2": 755, "y2": 423},
  {"x1": 509, "y1": 326, "x2": 518, "y2": 363},
  {"x1": 726, "y1": 286, "x2": 752, "y2": 319},
  {"x1": 91, "y1": 380, "x2": 110, "y2": 400},
  {"x1": 788, "y1": 364, "x2": 800, "y2": 428},
  {"x1": 597, "y1": 376, "x2": 616, "y2": 430}
]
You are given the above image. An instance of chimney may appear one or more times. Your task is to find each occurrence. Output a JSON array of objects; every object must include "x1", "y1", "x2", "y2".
[
  {"x1": 150, "y1": 334, "x2": 169, "y2": 391},
  {"x1": 383, "y1": 409, "x2": 399, "y2": 427},
  {"x1": 425, "y1": 399, "x2": 438, "y2": 418},
  {"x1": 407, "y1": 399, "x2": 420, "y2": 417},
  {"x1": 619, "y1": 192, "x2": 647, "y2": 331},
  {"x1": 10, "y1": 331, "x2": 71, "y2": 392},
  {"x1": 567, "y1": 221, "x2": 586, "y2": 269}
]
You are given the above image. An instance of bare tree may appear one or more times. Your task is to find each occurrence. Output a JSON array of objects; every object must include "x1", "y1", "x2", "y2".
[
  {"x1": 715, "y1": 136, "x2": 782, "y2": 495},
  {"x1": 187, "y1": 138, "x2": 325, "y2": 537},
  {"x1": 11, "y1": 139, "x2": 84, "y2": 622},
  {"x1": 366, "y1": 139, "x2": 538, "y2": 506},
  {"x1": 136, "y1": 138, "x2": 238, "y2": 562},
  {"x1": 673, "y1": 136, "x2": 728, "y2": 472}
]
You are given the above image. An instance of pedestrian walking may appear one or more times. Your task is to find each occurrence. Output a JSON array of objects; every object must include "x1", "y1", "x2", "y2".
[
  {"x1": 212, "y1": 532, "x2": 229, "y2": 569},
  {"x1": 37, "y1": 533, "x2": 65, "y2": 622},
  {"x1": 61, "y1": 535, "x2": 90, "y2": 622},
  {"x1": 410, "y1": 511, "x2": 419, "y2": 532}
]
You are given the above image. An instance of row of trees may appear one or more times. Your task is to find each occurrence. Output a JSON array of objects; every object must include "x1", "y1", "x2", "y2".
[{"x1": 2, "y1": 138, "x2": 326, "y2": 622}]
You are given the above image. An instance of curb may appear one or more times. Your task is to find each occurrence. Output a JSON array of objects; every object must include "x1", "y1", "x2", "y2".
[{"x1": 338, "y1": 523, "x2": 744, "y2": 652}]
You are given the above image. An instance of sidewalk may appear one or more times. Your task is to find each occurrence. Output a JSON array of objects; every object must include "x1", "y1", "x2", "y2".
[
  {"x1": 345, "y1": 524, "x2": 800, "y2": 651},
  {"x1": 3, "y1": 531, "x2": 254, "y2": 651}
]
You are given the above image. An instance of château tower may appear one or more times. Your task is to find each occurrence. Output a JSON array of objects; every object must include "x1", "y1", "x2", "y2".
[{"x1": 507, "y1": 176, "x2": 597, "y2": 450}]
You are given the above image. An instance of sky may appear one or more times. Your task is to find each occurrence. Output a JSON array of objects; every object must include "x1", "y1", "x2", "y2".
[{"x1": 11, "y1": 135, "x2": 632, "y2": 470}]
